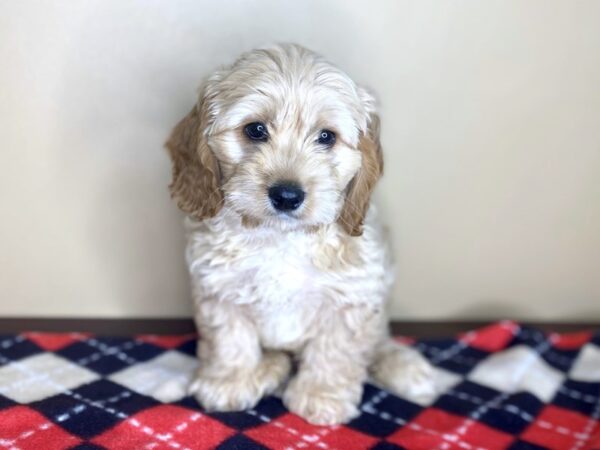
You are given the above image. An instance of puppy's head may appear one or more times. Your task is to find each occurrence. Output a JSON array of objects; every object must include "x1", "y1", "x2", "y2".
[{"x1": 166, "y1": 44, "x2": 382, "y2": 236}]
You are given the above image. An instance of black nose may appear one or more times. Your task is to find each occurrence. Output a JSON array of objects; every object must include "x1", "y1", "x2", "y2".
[{"x1": 268, "y1": 183, "x2": 305, "y2": 211}]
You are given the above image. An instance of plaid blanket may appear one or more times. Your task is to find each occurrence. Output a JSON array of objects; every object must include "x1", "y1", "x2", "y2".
[{"x1": 0, "y1": 321, "x2": 598, "y2": 450}]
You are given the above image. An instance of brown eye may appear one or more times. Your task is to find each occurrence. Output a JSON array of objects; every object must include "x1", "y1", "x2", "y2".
[
  {"x1": 244, "y1": 122, "x2": 269, "y2": 141},
  {"x1": 317, "y1": 129, "x2": 336, "y2": 147}
]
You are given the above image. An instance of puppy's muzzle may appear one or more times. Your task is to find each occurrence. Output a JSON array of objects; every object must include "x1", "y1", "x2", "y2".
[{"x1": 268, "y1": 182, "x2": 305, "y2": 212}]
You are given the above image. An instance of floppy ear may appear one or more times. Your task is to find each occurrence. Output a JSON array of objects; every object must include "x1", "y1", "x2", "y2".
[
  {"x1": 337, "y1": 113, "x2": 384, "y2": 236},
  {"x1": 165, "y1": 97, "x2": 223, "y2": 220}
]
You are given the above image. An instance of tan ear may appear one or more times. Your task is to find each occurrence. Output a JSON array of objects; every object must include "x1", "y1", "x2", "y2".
[
  {"x1": 337, "y1": 114, "x2": 384, "y2": 236},
  {"x1": 165, "y1": 101, "x2": 223, "y2": 220}
]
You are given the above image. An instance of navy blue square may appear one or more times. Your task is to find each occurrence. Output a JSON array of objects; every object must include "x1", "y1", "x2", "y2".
[
  {"x1": 0, "y1": 335, "x2": 43, "y2": 363},
  {"x1": 478, "y1": 392, "x2": 544, "y2": 435},
  {"x1": 434, "y1": 380, "x2": 544, "y2": 435},
  {"x1": 32, "y1": 380, "x2": 158, "y2": 438},
  {"x1": 425, "y1": 341, "x2": 490, "y2": 375},
  {"x1": 177, "y1": 395, "x2": 203, "y2": 411},
  {"x1": 56, "y1": 338, "x2": 163, "y2": 375},
  {"x1": 369, "y1": 443, "x2": 407, "y2": 450},
  {"x1": 350, "y1": 384, "x2": 423, "y2": 439},
  {"x1": 437, "y1": 346, "x2": 489, "y2": 374},
  {"x1": 74, "y1": 379, "x2": 159, "y2": 415},
  {"x1": 346, "y1": 385, "x2": 408, "y2": 438},
  {"x1": 208, "y1": 410, "x2": 266, "y2": 432},
  {"x1": 434, "y1": 380, "x2": 501, "y2": 418},
  {"x1": 213, "y1": 396, "x2": 288, "y2": 430},
  {"x1": 590, "y1": 331, "x2": 600, "y2": 347},
  {"x1": 507, "y1": 440, "x2": 550, "y2": 450},
  {"x1": 377, "y1": 391, "x2": 423, "y2": 421},
  {"x1": 553, "y1": 379, "x2": 600, "y2": 416},
  {"x1": 360, "y1": 383, "x2": 382, "y2": 402},
  {"x1": 216, "y1": 434, "x2": 269, "y2": 450},
  {"x1": 347, "y1": 409, "x2": 400, "y2": 438},
  {"x1": 508, "y1": 326, "x2": 548, "y2": 349},
  {"x1": 68, "y1": 444, "x2": 108, "y2": 450},
  {"x1": 0, "y1": 393, "x2": 16, "y2": 411},
  {"x1": 32, "y1": 393, "x2": 119, "y2": 439},
  {"x1": 416, "y1": 339, "x2": 488, "y2": 374},
  {"x1": 176, "y1": 339, "x2": 197, "y2": 356},
  {"x1": 178, "y1": 395, "x2": 287, "y2": 431},
  {"x1": 541, "y1": 347, "x2": 579, "y2": 372}
]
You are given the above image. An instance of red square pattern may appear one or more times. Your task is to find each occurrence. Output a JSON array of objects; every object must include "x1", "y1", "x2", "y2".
[
  {"x1": 0, "y1": 406, "x2": 80, "y2": 450},
  {"x1": 245, "y1": 412, "x2": 377, "y2": 450},
  {"x1": 393, "y1": 335, "x2": 416, "y2": 345},
  {"x1": 387, "y1": 408, "x2": 514, "y2": 450},
  {"x1": 521, "y1": 405, "x2": 600, "y2": 450},
  {"x1": 92, "y1": 404, "x2": 234, "y2": 450},
  {"x1": 549, "y1": 331, "x2": 593, "y2": 350},
  {"x1": 136, "y1": 333, "x2": 197, "y2": 349},
  {"x1": 460, "y1": 321, "x2": 518, "y2": 352},
  {"x1": 23, "y1": 332, "x2": 91, "y2": 351}
]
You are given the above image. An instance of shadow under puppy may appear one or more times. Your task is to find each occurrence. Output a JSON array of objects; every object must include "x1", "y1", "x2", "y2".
[{"x1": 166, "y1": 43, "x2": 435, "y2": 425}]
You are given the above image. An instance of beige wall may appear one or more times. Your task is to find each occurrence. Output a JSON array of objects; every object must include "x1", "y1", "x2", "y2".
[{"x1": 1, "y1": 1, "x2": 599, "y2": 320}]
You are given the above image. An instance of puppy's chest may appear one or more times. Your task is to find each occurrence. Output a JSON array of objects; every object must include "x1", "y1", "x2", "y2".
[
  {"x1": 225, "y1": 240, "x2": 318, "y2": 301},
  {"x1": 250, "y1": 296, "x2": 318, "y2": 350},
  {"x1": 191, "y1": 231, "x2": 325, "y2": 347}
]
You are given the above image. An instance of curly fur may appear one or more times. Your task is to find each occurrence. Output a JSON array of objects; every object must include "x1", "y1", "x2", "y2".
[{"x1": 166, "y1": 43, "x2": 435, "y2": 425}]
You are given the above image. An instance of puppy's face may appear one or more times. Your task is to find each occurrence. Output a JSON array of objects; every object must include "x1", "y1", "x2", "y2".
[{"x1": 167, "y1": 45, "x2": 383, "y2": 236}]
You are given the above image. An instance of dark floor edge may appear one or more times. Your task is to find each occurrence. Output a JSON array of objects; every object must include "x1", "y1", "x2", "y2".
[{"x1": 0, "y1": 317, "x2": 598, "y2": 337}]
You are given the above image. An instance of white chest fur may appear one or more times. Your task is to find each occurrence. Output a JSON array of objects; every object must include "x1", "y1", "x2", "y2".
[
  {"x1": 240, "y1": 238, "x2": 322, "y2": 348},
  {"x1": 184, "y1": 209, "x2": 391, "y2": 350}
]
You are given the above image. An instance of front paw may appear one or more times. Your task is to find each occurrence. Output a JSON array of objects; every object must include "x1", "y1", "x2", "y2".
[
  {"x1": 371, "y1": 343, "x2": 437, "y2": 404},
  {"x1": 283, "y1": 377, "x2": 360, "y2": 426},
  {"x1": 190, "y1": 351, "x2": 291, "y2": 412}
]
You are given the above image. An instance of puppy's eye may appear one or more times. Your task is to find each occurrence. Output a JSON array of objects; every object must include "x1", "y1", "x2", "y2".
[
  {"x1": 317, "y1": 129, "x2": 336, "y2": 147},
  {"x1": 244, "y1": 122, "x2": 269, "y2": 141}
]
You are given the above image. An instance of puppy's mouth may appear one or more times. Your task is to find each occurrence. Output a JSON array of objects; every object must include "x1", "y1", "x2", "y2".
[
  {"x1": 266, "y1": 207, "x2": 306, "y2": 224},
  {"x1": 241, "y1": 211, "x2": 308, "y2": 232},
  {"x1": 240, "y1": 195, "x2": 310, "y2": 231}
]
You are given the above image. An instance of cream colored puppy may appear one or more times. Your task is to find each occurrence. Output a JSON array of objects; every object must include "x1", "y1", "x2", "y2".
[{"x1": 166, "y1": 44, "x2": 435, "y2": 425}]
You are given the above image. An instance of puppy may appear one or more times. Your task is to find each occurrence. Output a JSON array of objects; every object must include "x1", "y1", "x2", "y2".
[{"x1": 166, "y1": 44, "x2": 435, "y2": 425}]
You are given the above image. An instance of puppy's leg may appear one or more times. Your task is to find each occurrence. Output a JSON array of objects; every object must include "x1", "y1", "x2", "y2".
[
  {"x1": 370, "y1": 339, "x2": 437, "y2": 403},
  {"x1": 283, "y1": 306, "x2": 380, "y2": 425},
  {"x1": 190, "y1": 300, "x2": 291, "y2": 411}
]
